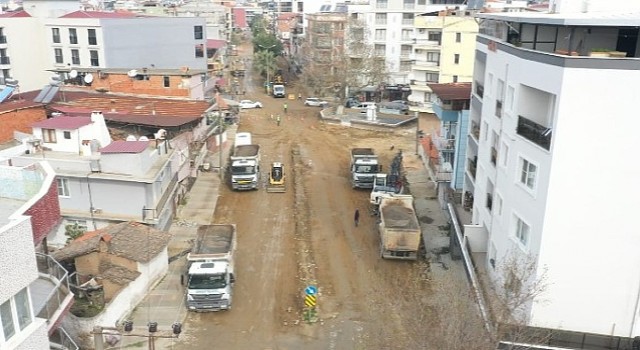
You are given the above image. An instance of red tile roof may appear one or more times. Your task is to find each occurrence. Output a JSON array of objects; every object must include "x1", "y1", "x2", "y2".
[
  {"x1": 207, "y1": 39, "x2": 226, "y2": 49},
  {"x1": 100, "y1": 140, "x2": 149, "y2": 154},
  {"x1": 427, "y1": 83, "x2": 472, "y2": 100},
  {"x1": 0, "y1": 10, "x2": 31, "y2": 18},
  {"x1": 32, "y1": 116, "x2": 92, "y2": 130},
  {"x1": 232, "y1": 8, "x2": 247, "y2": 28},
  {"x1": 60, "y1": 11, "x2": 138, "y2": 18},
  {"x1": 277, "y1": 13, "x2": 298, "y2": 20}
]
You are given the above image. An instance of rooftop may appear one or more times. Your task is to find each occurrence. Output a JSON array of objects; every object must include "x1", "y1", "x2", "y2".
[
  {"x1": 52, "y1": 221, "x2": 171, "y2": 263},
  {"x1": 476, "y1": 10, "x2": 640, "y2": 26},
  {"x1": 32, "y1": 116, "x2": 92, "y2": 130},
  {"x1": 50, "y1": 67, "x2": 207, "y2": 77},
  {"x1": 207, "y1": 39, "x2": 226, "y2": 50},
  {"x1": 0, "y1": 10, "x2": 31, "y2": 17},
  {"x1": 0, "y1": 197, "x2": 27, "y2": 228},
  {"x1": 100, "y1": 140, "x2": 149, "y2": 154},
  {"x1": 59, "y1": 10, "x2": 139, "y2": 18},
  {"x1": 428, "y1": 83, "x2": 472, "y2": 100}
]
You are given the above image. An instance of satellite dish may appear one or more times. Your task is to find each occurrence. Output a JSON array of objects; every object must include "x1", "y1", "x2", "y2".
[
  {"x1": 84, "y1": 73, "x2": 94, "y2": 84},
  {"x1": 127, "y1": 69, "x2": 138, "y2": 78},
  {"x1": 138, "y1": 136, "x2": 149, "y2": 141},
  {"x1": 69, "y1": 70, "x2": 78, "y2": 78},
  {"x1": 49, "y1": 75, "x2": 62, "y2": 86},
  {"x1": 126, "y1": 135, "x2": 137, "y2": 141}
]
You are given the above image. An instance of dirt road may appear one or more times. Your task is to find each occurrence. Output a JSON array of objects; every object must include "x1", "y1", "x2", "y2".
[{"x1": 175, "y1": 44, "x2": 440, "y2": 350}]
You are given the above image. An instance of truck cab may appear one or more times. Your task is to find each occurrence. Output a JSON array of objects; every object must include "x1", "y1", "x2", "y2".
[
  {"x1": 351, "y1": 158, "x2": 381, "y2": 188},
  {"x1": 273, "y1": 84, "x2": 285, "y2": 98},
  {"x1": 186, "y1": 261, "x2": 235, "y2": 311},
  {"x1": 230, "y1": 159, "x2": 260, "y2": 190}
]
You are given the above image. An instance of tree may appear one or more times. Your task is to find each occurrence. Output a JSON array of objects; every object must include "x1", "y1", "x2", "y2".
[
  {"x1": 253, "y1": 49, "x2": 278, "y2": 83},
  {"x1": 65, "y1": 222, "x2": 86, "y2": 242},
  {"x1": 252, "y1": 32, "x2": 283, "y2": 56}
]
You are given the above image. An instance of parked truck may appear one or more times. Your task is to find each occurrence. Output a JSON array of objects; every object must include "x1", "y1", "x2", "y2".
[
  {"x1": 183, "y1": 224, "x2": 236, "y2": 311},
  {"x1": 272, "y1": 84, "x2": 286, "y2": 98},
  {"x1": 230, "y1": 132, "x2": 261, "y2": 190},
  {"x1": 378, "y1": 195, "x2": 422, "y2": 260},
  {"x1": 230, "y1": 59, "x2": 246, "y2": 77},
  {"x1": 350, "y1": 148, "x2": 381, "y2": 189}
]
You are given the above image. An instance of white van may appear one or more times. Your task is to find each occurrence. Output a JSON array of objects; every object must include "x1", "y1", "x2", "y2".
[{"x1": 350, "y1": 102, "x2": 377, "y2": 110}]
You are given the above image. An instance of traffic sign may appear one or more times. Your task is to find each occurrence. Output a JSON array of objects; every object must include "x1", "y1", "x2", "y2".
[
  {"x1": 304, "y1": 295, "x2": 317, "y2": 308},
  {"x1": 305, "y1": 285, "x2": 317, "y2": 296}
]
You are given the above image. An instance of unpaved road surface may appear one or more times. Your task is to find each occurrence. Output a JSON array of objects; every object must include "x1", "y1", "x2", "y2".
[{"x1": 174, "y1": 43, "x2": 442, "y2": 350}]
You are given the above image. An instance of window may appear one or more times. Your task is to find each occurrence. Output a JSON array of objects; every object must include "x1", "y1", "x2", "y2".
[
  {"x1": 428, "y1": 31, "x2": 442, "y2": 44},
  {"x1": 402, "y1": 13, "x2": 414, "y2": 25},
  {"x1": 54, "y1": 48, "x2": 63, "y2": 64},
  {"x1": 69, "y1": 28, "x2": 78, "y2": 44},
  {"x1": 194, "y1": 25, "x2": 203, "y2": 40},
  {"x1": 423, "y1": 92, "x2": 432, "y2": 102},
  {"x1": 400, "y1": 61, "x2": 412, "y2": 72},
  {"x1": 491, "y1": 131, "x2": 499, "y2": 166},
  {"x1": 375, "y1": 29, "x2": 386, "y2": 40},
  {"x1": 418, "y1": 0, "x2": 426, "y2": 4},
  {"x1": 43, "y1": 128, "x2": 56, "y2": 143},
  {"x1": 425, "y1": 73, "x2": 439, "y2": 82},
  {"x1": 375, "y1": 13, "x2": 387, "y2": 25},
  {"x1": 500, "y1": 142, "x2": 509, "y2": 167},
  {"x1": 401, "y1": 29, "x2": 412, "y2": 41},
  {"x1": 71, "y1": 49, "x2": 80, "y2": 65},
  {"x1": 452, "y1": 75, "x2": 458, "y2": 83},
  {"x1": 495, "y1": 193, "x2": 503, "y2": 216},
  {"x1": 63, "y1": 131, "x2": 71, "y2": 139},
  {"x1": 89, "y1": 50, "x2": 99, "y2": 66},
  {"x1": 454, "y1": 53, "x2": 460, "y2": 64},
  {"x1": 14, "y1": 289, "x2": 32, "y2": 331},
  {"x1": 456, "y1": 32, "x2": 461, "y2": 43},
  {"x1": 514, "y1": 215, "x2": 530, "y2": 246},
  {"x1": 88, "y1": 28, "x2": 97, "y2": 45},
  {"x1": 403, "y1": 0, "x2": 415, "y2": 10},
  {"x1": 376, "y1": 0, "x2": 388, "y2": 9},
  {"x1": 57, "y1": 178, "x2": 70, "y2": 197},
  {"x1": 374, "y1": 44, "x2": 385, "y2": 56},
  {"x1": 482, "y1": 121, "x2": 489, "y2": 142},
  {"x1": 52, "y1": 28, "x2": 60, "y2": 43},
  {"x1": 163, "y1": 76, "x2": 170, "y2": 87},
  {"x1": 195, "y1": 44, "x2": 204, "y2": 58},
  {"x1": 427, "y1": 52, "x2": 440, "y2": 64},
  {"x1": 520, "y1": 158, "x2": 537, "y2": 189},
  {"x1": 1, "y1": 299, "x2": 15, "y2": 341}
]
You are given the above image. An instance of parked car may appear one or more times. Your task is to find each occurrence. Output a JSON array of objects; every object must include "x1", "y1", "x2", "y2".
[
  {"x1": 381, "y1": 101, "x2": 409, "y2": 114},
  {"x1": 239, "y1": 100, "x2": 263, "y2": 109},
  {"x1": 345, "y1": 97, "x2": 360, "y2": 108},
  {"x1": 304, "y1": 97, "x2": 329, "y2": 107},
  {"x1": 350, "y1": 101, "x2": 377, "y2": 110}
]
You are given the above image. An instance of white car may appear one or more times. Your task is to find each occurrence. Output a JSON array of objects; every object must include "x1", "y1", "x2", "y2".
[
  {"x1": 239, "y1": 100, "x2": 263, "y2": 109},
  {"x1": 304, "y1": 97, "x2": 329, "y2": 107}
]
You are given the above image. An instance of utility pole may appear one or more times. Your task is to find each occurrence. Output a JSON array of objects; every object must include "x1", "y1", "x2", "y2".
[{"x1": 414, "y1": 111, "x2": 421, "y2": 155}]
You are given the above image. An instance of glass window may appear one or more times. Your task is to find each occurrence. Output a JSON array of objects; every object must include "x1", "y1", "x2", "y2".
[
  {"x1": 453, "y1": 75, "x2": 458, "y2": 83},
  {"x1": 454, "y1": 53, "x2": 460, "y2": 64},
  {"x1": 90, "y1": 50, "x2": 99, "y2": 66},
  {"x1": 375, "y1": 13, "x2": 387, "y2": 25},
  {"x1": 456, "y1": 32, "x2": 461, "y2": 42},
  {"x1": 43, "y1": 128, "x2": 57, "y2": 143},
  {"x1": 57, "y1": 178, "x2": 70, "y2": 197},
  {"x1": 15, "y1": 289, "x2": 32, "y2": 331},
  {"x1": 52, "y1": 28, "x2": 60, "y2": 43},
  {"x1": 54, "y1": 48, "x2": 63, "y2": 64},
  {"x1": 69, "y1": 28, "x2": 78, "y2": 44},
  {"x1": 515, "y1": 215, "x2": 530, "y2": 246},
  {"x1": 63, "y1": 131, "x2": 71, "y2": 139},
  {"x1": 163, "y1": 76, "x2": 170, "y2": 88},
  {"x1": 71, "y1": 49, "x2": 80, "y2": 65},
  {"x1": 88, "y1": 28, "x2": 97, "y2": 45},
  {"x1": 194, "y1": 25, "x2": 203, "y2": 40},
  {"x1": 375, "y1": 29, "x2": 386, "y2": 40},
  {"x1": 195, "y1": 44, "x2": 204, "y2": 58},
  {"x1": 520, "y1": 158, "x2": 537, "y2": 189},
  {"x1": 1, "y1": 299, "x2": 15, "y2": 341},
  {"x1": 376, "y1": 0, "x2": 388, "y2": 9}
]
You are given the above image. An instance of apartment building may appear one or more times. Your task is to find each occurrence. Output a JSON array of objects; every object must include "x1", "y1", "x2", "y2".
[
  {"x1": 0, "y1": 0, "x2": 207, "y2": 92},
  {"x1": 0, "y1": 161, "x2": 76, "y2": 349},
  {"x1": 464, "y1": 0, "x2": 640, "y2": 344},
  {"x1": 303, "y1": 12, "x2": 347, "y2": 94},
  {"x1": 409, "y1": 10, "x2": 478, "y2": 113}
]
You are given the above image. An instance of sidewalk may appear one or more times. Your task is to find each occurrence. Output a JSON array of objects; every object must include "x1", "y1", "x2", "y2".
[{"x1": 119, "y1": 124, "x2": 237, "y2": 347}]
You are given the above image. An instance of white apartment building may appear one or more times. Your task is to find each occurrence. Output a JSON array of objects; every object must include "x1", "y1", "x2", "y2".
[
  {"x1": 464, "y1": 0, "x2": 640, "y2": 342},
  {"x1": 0, "y1": 0, "x2": 207, "y2": 92}
]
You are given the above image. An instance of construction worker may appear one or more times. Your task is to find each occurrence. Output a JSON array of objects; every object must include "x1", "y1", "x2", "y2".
[
  {"x1": 276, "y1": 115, "x2": 281, "y2": 126},
  {"x1": 298, "y1": 93, "x2": 302, "y2": 100},
  {"x1": 354, "y1": 208, "x2": 360, "y2": 227},
  {"x1": 283, "y1": 103, "x2": 288, "y2": 114}
]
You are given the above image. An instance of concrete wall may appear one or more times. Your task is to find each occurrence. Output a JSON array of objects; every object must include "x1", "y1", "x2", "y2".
[
  {"x1": 0, "y1": 17, "x2": 50, "y2": 92},
  {"x1": 0, "y1": 216, "x2": 38, "y2": 303}
]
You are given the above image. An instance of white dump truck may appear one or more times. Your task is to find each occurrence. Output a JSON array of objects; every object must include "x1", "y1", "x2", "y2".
[
  {"x1": 183, "y1": 224, "x2": 236, "y2": 311},
  {"x1": 378, "y1": 195, "x2": 422, "y2": 260},
  {"x1": 230, "y1": 132, "x2": 260, "y2": 190},
  {"x1": 350, "y1": 148, "x2": 381, "y2": 189}
]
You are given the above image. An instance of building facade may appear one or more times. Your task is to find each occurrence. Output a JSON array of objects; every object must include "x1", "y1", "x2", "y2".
[
  {"x1": 0, "y1": 161, "x2": 76, "y2": 349},
  {"x1": 0, "y1": 0, "x2": 207, "y2": 92},
  {"x1": 409, "y1": 10, "x2": 478, "y2": 113},
  {"x1": 464, "y1": 0, "x2": 640, "y2": 341}
]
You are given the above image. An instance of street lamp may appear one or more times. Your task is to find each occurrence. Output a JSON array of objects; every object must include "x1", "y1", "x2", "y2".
[{"x1": 258, "y1": 44, "x2": 276, "y2": 92}]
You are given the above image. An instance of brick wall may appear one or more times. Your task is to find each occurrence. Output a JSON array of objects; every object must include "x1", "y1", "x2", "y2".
[
  {"x1": 26, "y1": 179, "x2": 61, "y2": 245},
  {"x1": 0, "y1": 107, "x2": 47, "y2": 143},
  {"x1": 91, "y1": 74, "x2": 190, "y2": 98}
]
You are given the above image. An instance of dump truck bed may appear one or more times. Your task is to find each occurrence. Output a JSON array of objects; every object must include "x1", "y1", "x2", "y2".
[
  {"x1": 232, "y1": 145, "x2": 260, "y2": 158},
  {"x1": 351, "y1": 148, "x2": 375, "y2": 157},
  {"x1": 188, "y1": 224, "x2": 236, "y2": 261}
]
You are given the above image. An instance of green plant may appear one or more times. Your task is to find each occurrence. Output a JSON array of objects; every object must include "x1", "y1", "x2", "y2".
[{"x1": 65, "y1": 223, "x2": 86, "y2": 242}]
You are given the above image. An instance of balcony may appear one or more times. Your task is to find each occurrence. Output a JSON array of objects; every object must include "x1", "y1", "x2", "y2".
[
  {"x1": 0, "y1": 56, "x2": 10, "y2": 65},
  {"x1": 409, "y1": 80, "x2": 433, "y2": 92},
  {"x1": 49, "y1": 327, "x2": 79, "y2": 350},
  {"x1": 467, "y1": 157, "x2": 477, "y2": 180},
  {"x1": 470, "y1": 120, "x2": 480, "y2": 141},
  {"x1": 474, "y1": 82, "x2": 484, "y2": 98},
  {"x1": 413, "y1": 59, "x2": 440, "y2": 71},
  {"x1": 516, "y1": 115, "x2": 552, "y2": 151},
  {"x1": 0, "y1": 35, "x2": 6, "y2": 44},
  {"x1": 33, "y1": 254, "x2": 74, "y2": 332}
]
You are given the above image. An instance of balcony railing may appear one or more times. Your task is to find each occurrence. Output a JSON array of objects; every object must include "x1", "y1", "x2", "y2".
[
  {"x1": 49, "y1": 327, "x2": 79, "y2": 350},
  {"x1": 35, "y1": 254, "x2": 71, "y2": 323},
  {"x1": 516, "y1": 115, "x2": 552, "y2": 150}
]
